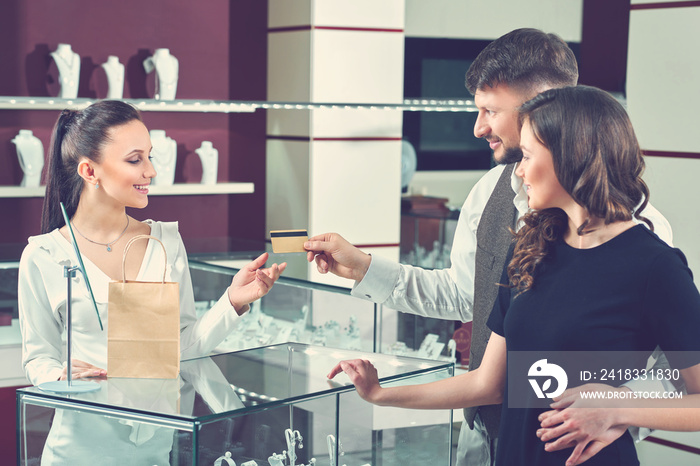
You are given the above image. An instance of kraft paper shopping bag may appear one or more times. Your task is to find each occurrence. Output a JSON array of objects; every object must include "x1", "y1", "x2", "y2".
[{"x1": 108, "y1": 235, "x2": 180, "y2": 379}]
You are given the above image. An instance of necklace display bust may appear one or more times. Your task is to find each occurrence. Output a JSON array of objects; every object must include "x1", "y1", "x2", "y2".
[
  {"x1": 12, "y1": 129, "x2": 44, "y2": 187},
  {"x1": 195, "y1": 141, "x2": 219, "y2": 185},
  {"x1": 149, "y1": 129, "x2": 177, "y2": 186},
  {"x1": 101, "y1": 55, "x2": 125, "y2": 99},
  {"x1": 50, "y1": 43, "x2": 80, "y2": 99},
  {"x1": 143, "y1": 48, "x2": 179, "y2": 100}
]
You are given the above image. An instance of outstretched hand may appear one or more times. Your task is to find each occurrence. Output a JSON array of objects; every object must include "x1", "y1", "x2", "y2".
[
  {"x1": 60, "y1": 359, "x2": 107, "y2": 381},
  {"x1": 537, "y1": 384, "x2": 628, "y2": 466},
  {"x1": 228, "y1": 252, "x2": 286, "y2": 314},
  {"x1": 304, "y1": 232, "x2": 371, "y2": 282},
  {"x1": 328, "y1": 358, "x2": 383, "y2": 403}
]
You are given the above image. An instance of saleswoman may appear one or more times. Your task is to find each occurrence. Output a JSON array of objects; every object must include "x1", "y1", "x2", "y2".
[{"x1": 19, "y1": 100, "x2": 286, "y2": 385}]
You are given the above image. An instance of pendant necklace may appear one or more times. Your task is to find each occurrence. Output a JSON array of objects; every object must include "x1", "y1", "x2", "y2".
[
  {"x1": 54, "y1": 51, "x2": 76, "y2": 71},
  {"x1": 154, "y1": 54, "x2": 178, "y2": 93},
  {"x1": 72, "y1": 215, "x2": 130, "y2": 252},
  {"x1": 53, "y1": 51, "x2": 78, "y2": 87},
  {"x1": 151, "y1": 142, "x2": 174, "y2": 165}
]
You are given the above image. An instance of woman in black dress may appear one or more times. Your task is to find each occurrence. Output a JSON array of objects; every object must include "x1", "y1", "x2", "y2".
[{"x1": 329, "y1": 86, "x2": 700, "y2": 466}]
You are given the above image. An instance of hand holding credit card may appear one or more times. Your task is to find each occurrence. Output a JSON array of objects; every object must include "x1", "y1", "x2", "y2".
[{"x1": 270, "y1": 229, "x2": 308, "y2": 253}]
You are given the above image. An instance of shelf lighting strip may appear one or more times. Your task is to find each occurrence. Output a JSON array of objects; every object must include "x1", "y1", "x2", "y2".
[{"x1": 0, "y1": 96, "x2": 478, "y2": 113}]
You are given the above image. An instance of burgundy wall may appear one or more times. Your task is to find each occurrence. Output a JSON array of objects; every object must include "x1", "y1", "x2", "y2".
[{"x1": 0, "y1": 0, "x2": 267, "y2": 250}]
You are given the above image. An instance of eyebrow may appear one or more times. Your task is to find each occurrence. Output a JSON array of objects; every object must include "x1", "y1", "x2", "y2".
[{"x1": 125, "y1": 147, "x2": 153, "y2": 157}]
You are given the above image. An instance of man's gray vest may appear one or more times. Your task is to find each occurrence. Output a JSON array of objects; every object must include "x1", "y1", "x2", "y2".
[{"x1": 463, "y1": 163, "x2": 518, "y2": 440}]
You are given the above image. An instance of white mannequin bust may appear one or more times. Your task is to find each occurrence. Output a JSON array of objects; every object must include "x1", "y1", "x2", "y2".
[
  {"x1": 143, "y1": 48, "x2": 179, "y2": 100},
  {"x1": 12, "y1": 130, "x2": 44, "y2": 187},
  {"x1": 101, "y1": 55, "x2": 125, "y2": 99},
  {"x1": 195, "y1": 141, "x2": 219, "y2": 185},
  {"x1": 50, "y1": 43, "x2": 80, "y2": 99},
  {"x1": 149, "y1": 130, "x2": 177, "y2": 186}
]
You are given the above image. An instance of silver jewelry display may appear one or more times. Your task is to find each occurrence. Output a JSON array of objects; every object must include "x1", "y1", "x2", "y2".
[
  {"x1": 101, "y1": 55, "x2": 125, "y2": 99},
  {"x1": 143, "y1": 48, "x2": 179, "y2": 100},
  {"x1": 214, "y1": 451, "x2": 237, "y2": 466},
  {"x1": 50, "y1": 43, "x2": 80, "y2": 99},
  {"x1": 149, "y1": 129, "x2": 177, "y2": 186},
  {"x1": 267, "y1": 429, "x2": 316, "y2": 466},
  {"x1": 11, "y1": 129, "x2": 44, "y2": 187},
  {"x1": 72, "y1": 215, "x2": 130, "y2": 252},
  {"x1": 195, "y1": 140, "x2": 219, "y2": 185}
]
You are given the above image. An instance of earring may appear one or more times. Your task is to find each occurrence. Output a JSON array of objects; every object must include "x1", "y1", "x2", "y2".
[{"x1": 95, "y1": 181, "x2": 99, "y2": 189}]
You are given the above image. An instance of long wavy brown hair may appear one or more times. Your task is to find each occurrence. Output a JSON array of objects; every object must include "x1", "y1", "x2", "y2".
[{"x1": 508, "y1": 86, "x2": 653, "y2": 295}]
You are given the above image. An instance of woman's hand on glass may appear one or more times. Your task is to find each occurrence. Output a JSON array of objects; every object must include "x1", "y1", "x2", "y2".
[
  {"x1": 328, "y1": 358, "x2": 383, "y2": 403},
  {"x1": 59, "y1": 359, "x2": 107, "y2": 381}
]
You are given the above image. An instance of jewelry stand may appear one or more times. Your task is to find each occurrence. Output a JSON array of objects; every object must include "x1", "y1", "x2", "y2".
[
  {"x1": 101, "y1": 55, "x2": 125, "y2": 99},
  {"x1": 50, "y1": 43, "x2": 80, "y2": 99},
  {"x1": 195, "y1": 141, "x2": 218, "y2": 185},
  {"x1": 38, "y1": 265, "x2": 100, "y2": 393},
  {"x1": 149, "y1": 129, "x2": 177, "y2": 186},
  {"x1": 12, "y1": 129, "x2": 44, "y2": 188},
  {"x1": 143, "y1": 48, "x2": 179, "y2": 100}
]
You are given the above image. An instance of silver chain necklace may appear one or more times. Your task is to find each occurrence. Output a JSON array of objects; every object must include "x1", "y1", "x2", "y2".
[{"x1": 72, "y1": 215, "x2": 130, "y2": 252}]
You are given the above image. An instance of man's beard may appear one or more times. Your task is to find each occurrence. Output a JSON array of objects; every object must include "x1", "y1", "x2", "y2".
[{"x1": 497, "y1": 146, "x2": 523, "y2": 165}]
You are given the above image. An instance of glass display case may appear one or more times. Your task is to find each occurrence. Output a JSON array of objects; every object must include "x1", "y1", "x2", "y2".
[
  {"x1": 0, "y1": 260, "x2": 20, "y2": 344},
  {"x1": 17, "y1": 343, "x2": 454, "y2": 466},
  {"x1": 188, "y1": 257, "x2": 459, "y2": 366},
  {"x1": 0, "y1": 249, "x2": 459, "y2": 382}
]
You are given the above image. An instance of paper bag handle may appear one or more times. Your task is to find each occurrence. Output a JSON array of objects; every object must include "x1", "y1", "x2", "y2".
[{"x1": 121, "y1": 234, "x2": 167, "y2": 283}]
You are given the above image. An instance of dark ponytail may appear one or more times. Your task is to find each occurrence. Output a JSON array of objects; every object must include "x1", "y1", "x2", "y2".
[{"x1": 40, "y1": 101, "x2": 142, "y2": 233}]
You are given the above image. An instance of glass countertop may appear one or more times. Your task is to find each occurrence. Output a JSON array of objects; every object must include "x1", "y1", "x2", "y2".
[{"x1": 18, "y1": 343, "x2": 452, "y2": 427}]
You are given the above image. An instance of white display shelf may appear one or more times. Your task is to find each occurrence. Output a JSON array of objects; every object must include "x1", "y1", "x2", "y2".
[
  {"x1": 148, "y1": 182, "x2": 254, "y2": 195},
  {"x1": 0, "y1": 96, "x2": 479, "y2": 113},
  {"x1": 0, "y1": 96, "x2": 257, "y2": 113},
  {"x1": 0, "y1": 182, "x2": 254, "y2": 198}
]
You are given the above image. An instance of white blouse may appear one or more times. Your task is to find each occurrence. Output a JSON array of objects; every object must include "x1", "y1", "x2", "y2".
[{"x1": 19, "y1": 220, "x2": 241, "y2": 386}]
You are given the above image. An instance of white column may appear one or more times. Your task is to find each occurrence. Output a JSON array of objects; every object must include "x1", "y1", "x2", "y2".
[{"x1": 267, "y1": 0, "x2": 405, "y2": 286}]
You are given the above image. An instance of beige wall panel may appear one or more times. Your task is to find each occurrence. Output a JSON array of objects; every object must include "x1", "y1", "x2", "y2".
[
  {"x1": 267, "y1": 31, "x2": 312, "y2": 102},
  {"x1": 404, "y1": 0, "x2": 582, "y2": 41},
  {"x1": 311, "y1": 30, "x2": 404, "y2": 103},
  {"x1": 266, "y1": 140, "x2": 311, "y2": 234},
  {"x1": 309, "y1": 140, "x2": 401, "y2": 245},
  {"x1": 311, "y1": 108, "x2": 402, "y2": 138}
]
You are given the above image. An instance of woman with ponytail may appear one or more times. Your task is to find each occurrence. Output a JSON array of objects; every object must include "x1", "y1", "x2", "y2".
[
  {"x1": 19, "y1": 101, "x2": 287, "y2": 463},
  {"x1": 328, "y1": 86, "x2": 700, "y2": 466},
  {"x1": 20, "y1": 100, "x2": 286, "y2": 386}
]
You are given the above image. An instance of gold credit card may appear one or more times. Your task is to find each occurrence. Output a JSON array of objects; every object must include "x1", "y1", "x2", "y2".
[{"x1": 270, "y1": 229, "x2": 308, "y2": 253}]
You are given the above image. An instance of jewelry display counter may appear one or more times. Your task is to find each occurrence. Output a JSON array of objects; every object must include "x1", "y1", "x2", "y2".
[
  {"x1": 17, "y1": 343, "x2": 454, "y2": 465},
  {"x1": 188, "y1": 256, "x2": 459, "y2": 364},
  {"x1": 0, "y1": 243, "x2": 460, "y2": 388}
]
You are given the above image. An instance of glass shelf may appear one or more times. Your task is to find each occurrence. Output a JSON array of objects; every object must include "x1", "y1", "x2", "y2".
[
  {"x1": 0, "y1": 96, "x2": 256, "y2": 113},
  {"x1": 0, "y1": 96, "x2": 478, "y2": 113},
  {"x1": 0, "y1": 182, "x2": 254, "y2": 198}
]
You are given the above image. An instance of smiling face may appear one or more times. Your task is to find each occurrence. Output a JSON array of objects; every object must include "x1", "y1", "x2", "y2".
[
  {"x1": 515, "y1": 118, "x2": 570, "y2": 211},
  {"x1": 92, "y1": 119, "x2": 156, "y2": 209},
  {"x1": 473, "y1": 83, "x2": 532, "y2": 164}
]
